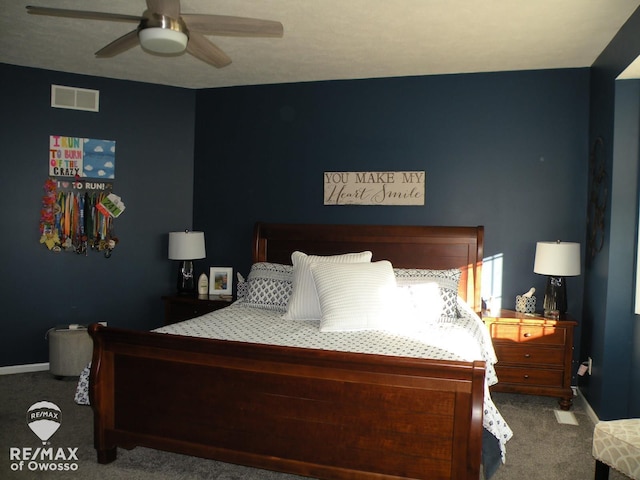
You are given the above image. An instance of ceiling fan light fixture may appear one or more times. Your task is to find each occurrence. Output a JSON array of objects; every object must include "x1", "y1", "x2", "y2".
[
  {"x1": 139, "y1": 27, "x2": 188, "y2": 54},
  {"x1": 26, "y1": 3, "x2": 283, "y2": 69}
]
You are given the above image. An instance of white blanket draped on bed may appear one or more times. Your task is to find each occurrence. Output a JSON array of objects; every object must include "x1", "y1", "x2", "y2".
[{"x1": 75, "y1": 297, "x2": 513, "y2": 462}]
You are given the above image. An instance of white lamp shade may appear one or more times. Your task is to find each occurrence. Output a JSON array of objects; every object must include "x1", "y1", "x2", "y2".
[
  {"x1": 168, "y1": 231, "x2": 206, "y2": 260},
  {"x1": 139, "y1": 27, "x2": 188, "y2": 54},
  {"x1": 534, "y1": 241, "x2": 581, "y2": 276}
]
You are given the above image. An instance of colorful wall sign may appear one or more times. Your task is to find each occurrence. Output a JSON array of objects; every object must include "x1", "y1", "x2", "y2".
[{"x1": 49, "y1": 135, "x2": 116, "y2": 179}]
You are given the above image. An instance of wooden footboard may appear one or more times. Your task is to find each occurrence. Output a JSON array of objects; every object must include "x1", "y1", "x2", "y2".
[{"x1": 89, "y1": 323, "x2": 485, "y2": 480}]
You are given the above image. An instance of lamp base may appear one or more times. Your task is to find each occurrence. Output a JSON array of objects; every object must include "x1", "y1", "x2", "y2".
[
  {"x1": 176, "y1": 260, "x2": 196, "y2": 294},
  {"x1": 543, "y1": 275, "x2": 567, "y2": 317}
]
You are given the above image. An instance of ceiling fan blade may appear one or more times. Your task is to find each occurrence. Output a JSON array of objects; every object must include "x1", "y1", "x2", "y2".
[
  {"x1": 182, "y1": 14, "x2": 283, "y2": 37},
  {"x1": 186, "y1": 33, "x2": 231, "y2": 68},
  {"x1": 146, "y1": 0, "x2": 180, "y2": 18},
  {"x1": 95, "y1": 30, "x2": 140, "y2": 58},
  {"x1": 26, "y1": 6, "x2": 141, "y2": 23}
]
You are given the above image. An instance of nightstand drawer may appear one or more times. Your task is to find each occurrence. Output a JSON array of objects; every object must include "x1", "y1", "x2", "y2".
[
  {"x1": 494, "y1": 345, "x2": 565, "y2": 366},
  {"x1": 489, "y1": 323, "x2": 566, "y2": 345},
  {"x1": 162, "y1": 294, "x2": 233, "y2": 325},
  {"x1": 168, "y1": 302, "x2": 214, "y2": 322},
  {"x1": 495, "y1": 365, "x2": 564, "y2": 387},
  {"x1": 483, "y1": 309, "x2": 577, "y2": 410}
]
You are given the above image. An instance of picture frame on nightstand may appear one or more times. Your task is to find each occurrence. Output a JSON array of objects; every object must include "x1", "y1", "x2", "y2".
[{"x1": 209, "y1": 267, "x2": 233, "y2": 296}]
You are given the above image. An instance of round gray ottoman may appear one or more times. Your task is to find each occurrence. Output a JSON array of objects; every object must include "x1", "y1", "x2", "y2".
[{"x1": 48, "y1": 328, "x2": 93, "y2": 377}]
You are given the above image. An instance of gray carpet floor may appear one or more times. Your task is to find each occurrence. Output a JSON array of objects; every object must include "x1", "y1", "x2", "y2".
[{"x1": 0, "y1": 371, "x2": 627, "y2": 479}]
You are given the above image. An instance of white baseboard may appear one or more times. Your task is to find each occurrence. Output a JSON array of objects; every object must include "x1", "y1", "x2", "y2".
[
  {"x1": 0, "y1": 363, "x2": 49, "y2": 375},
  {"x1": 582, "y1": 394, "x2": 600, "y2": 425},
  {"x1": 575, "y1": 386, "x2": 600, "y2": 424}
]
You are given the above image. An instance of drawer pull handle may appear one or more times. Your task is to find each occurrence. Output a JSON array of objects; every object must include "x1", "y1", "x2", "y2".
[
  {"x1": 523, "y1": 332, "x2": 532, "y2": 338},
  {"x1": 524, "y1": 353, "x2": 531, "y2": 359},
  {"x1": 523, "y1": 374, "x2": 530, "y2": 380}
]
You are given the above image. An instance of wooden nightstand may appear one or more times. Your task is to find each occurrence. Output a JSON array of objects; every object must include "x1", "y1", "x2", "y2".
[
  {"x1": 483, "y1": 309, "x2": 577, "y2": 410},
  {"x1": 161, "y1": 294, "x2": 233, "y2": 325}
]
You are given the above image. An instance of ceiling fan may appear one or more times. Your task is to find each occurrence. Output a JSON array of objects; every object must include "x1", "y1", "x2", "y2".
[{"x1": 26, "y1": 0, "x2": 284, "y2": 68}]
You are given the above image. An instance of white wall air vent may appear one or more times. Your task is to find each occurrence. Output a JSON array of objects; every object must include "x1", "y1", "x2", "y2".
[{"x1": 51, "y1": 85, "x2": 99, "y2": 112}]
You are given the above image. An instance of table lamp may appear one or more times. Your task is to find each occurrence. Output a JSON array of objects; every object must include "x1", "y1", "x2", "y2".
[
  {"x1": 533, "y1": 240, "x2": 581, "y2": 317},
  {"x1": 168, "y1": 230, "x2": 206, "y2": 294}
]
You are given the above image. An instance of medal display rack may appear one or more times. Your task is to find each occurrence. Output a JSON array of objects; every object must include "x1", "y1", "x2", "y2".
[{"x1": 39, "y1": 178, "x2": 121, "y2": 257}]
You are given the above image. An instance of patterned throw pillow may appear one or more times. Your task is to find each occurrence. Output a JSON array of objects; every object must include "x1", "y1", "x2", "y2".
[
  {"x1": 244, "y1": 262, "x2": 293, "y2": 312},
  {"x1": 236, "y1": 272, "x2": 248, "y2": 300},
  {"x1": 394, "y1": 268, "x2": 461, "y2": 320}
]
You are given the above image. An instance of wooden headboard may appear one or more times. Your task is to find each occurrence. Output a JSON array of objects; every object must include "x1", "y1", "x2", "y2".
[{"x1": 252, "y1": 223, "x2": 484, "y2": 312}]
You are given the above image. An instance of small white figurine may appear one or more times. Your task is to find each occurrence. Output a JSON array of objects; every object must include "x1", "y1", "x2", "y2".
[{"x1": 522, "y1": 287, "x2": 535, "y2": 298}]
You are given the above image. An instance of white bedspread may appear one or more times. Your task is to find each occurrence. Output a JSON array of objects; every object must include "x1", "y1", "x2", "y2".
[{"x1": 75, "y1": 298, "x2": 512, "y2": 460}]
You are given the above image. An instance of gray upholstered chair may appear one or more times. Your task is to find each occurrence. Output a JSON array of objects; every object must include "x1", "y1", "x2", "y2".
[{"x1": 593, "y1": 418, "x2": 640, "y2": 479}]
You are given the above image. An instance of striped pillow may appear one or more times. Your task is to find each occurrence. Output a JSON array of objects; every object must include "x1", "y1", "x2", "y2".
[
  {"x1": 310, "y1": 260, "x2": 396, "y2": 332},
  {"x1": 283, "y1": 250, "x2": 372, "y2": 320}
]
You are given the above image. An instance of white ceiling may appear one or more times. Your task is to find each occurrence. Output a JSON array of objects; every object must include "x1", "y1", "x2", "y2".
[{"x1": 2, "y1": 0, "x2": 639, "y2": 89}]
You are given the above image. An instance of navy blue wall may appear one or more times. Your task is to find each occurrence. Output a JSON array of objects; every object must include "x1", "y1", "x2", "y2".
[
  {"x1": 3, "y1": 9, "x2": 639, "y2": 421},
  {"x1": 0, "y1": 64, "x2": 196, "y2": 366},
  {"x1": 193, "y1": 69, "x2": 590, "y2": 371},
  {"x1": 608, "y1": 81, "x2": 640, "y2": 418},
  {"x1": 3, "y1": 49, "x2": 637, "y2": 420},
  {"x1": 582, "y1": 6, "x2": 640, "y2": 419}
]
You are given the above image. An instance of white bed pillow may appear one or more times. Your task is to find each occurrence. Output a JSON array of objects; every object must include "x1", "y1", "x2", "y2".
[
  {"x1": 392, "y1": 282, "x2": 446, "y2": 329},
  {"x1": 310, "y1": 260, "x2": 396, "y2": 332},
  {"x1": 394, "y1": 268, "x2": 461, "y2": 320},
  {"x1": 283, "y1": 250, "x2": 372, "y2": 320}
]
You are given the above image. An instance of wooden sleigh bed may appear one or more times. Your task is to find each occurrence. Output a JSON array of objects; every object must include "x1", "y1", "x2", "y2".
[{"x1": 88, "y1": 223, "x2": 489, "y2": 480}]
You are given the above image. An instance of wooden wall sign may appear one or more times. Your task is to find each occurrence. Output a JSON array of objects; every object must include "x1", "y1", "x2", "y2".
[{"x1": 324, "y1": 171, "x2": 425, "y2": 206}]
